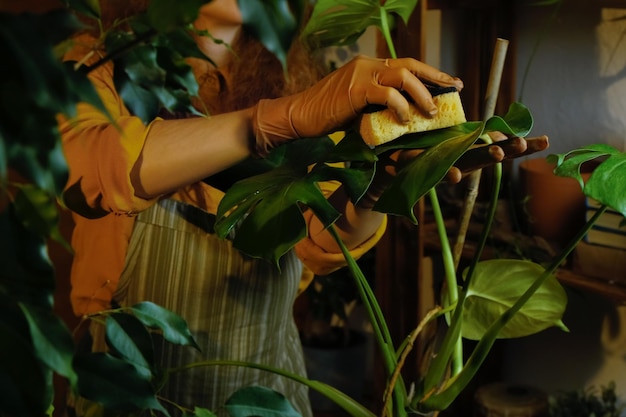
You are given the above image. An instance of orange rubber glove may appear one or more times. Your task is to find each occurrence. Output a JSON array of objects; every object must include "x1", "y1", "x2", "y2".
[{"x1": 251, "y1": 55, "x2": 464, "y2": 157}]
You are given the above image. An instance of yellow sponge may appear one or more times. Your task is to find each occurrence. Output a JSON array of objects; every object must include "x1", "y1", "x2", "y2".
[{"x1": 358, "y1": 86, "x2": 466, "y2": 147}]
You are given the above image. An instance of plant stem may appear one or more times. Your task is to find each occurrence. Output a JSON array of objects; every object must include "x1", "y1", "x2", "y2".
[
  {"x1": 428, "y1": 188, "x2": 462, "y2": 376},
  {"x1": 170, "y1": 360, "x2": 376, "y2": 417},
  {"x1": 327, "y1": 225, "x2": 408, "y2": 417},
  {"x1": 379, "y1": 8, "x2": 398, "y2": 60}
]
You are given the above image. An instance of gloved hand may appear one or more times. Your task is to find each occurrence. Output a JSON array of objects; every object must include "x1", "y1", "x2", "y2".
[
  {"x1": 251, "y1": 55, "x2": 464, "y2": 157},
  {"x1": 357, "y1": 134, "x2": 550, "y2": 209}
]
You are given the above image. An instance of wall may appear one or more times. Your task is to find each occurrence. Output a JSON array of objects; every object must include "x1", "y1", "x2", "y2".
[
  {"x1": 437, "y1": 0, "x2": 626, "y2": 409},
  {"x1": 506, "y1": 0, "x2": 626, "y2": 406}
]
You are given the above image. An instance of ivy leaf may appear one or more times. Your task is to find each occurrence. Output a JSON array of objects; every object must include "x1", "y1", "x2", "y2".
[
  {"x1": 239, "y1": 0, "x2": 304, "y2": 71},
  {"x1": 373, "y1": 122, "x2": 484, "y2": 222},
  {"x1": 302, "y1": 0, "x2": 418, "y2": 48},
  {"x1": 130, "y1": 302, "x2": 200, "y2": 350},
  {"x1": 460, "y1": 259, "x2": 568, "y2": 340},
  {"x1": 18, "y1": 303, "x2": 77, "y2": 389},
  {"x1": 225, "y1": 386, "x2": 301, "y2": 417},
  {"x1": 73, "y1": 352, "x2": 168, "y2": 415},
  {"x1": 105, "y1": 313, "x2": 155, "y2": 378}
]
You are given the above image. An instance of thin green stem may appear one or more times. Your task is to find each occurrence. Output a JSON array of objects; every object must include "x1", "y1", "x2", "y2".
[
  {"x1": 428, "y1": 188, "x2": 462, "y2": 376},
  {"x1": 379, "y1": 8, "x2": 398, "y2": 60},
  {"x1": 327, "y1": 225, "x2": 408, "y2": 417},
  {"x1": 170, "y1": 360, "x2": 376, "y2": 417}
]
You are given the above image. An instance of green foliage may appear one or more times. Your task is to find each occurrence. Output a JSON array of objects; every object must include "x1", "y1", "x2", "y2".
[
  {"x1": 549, "y1": 144, "x2": 626, "y2": 217},
  {"x1": 0, "y1": 1, "x2": 622, "y2": 417},
  {"x1": 459, "y1": 259, "x2": 568, "y2": 340},
  {"x1": 302, "y1": 0, "x2": 417, "y2": 48},
  {"x1": 225, "y1": 386, "x2": 301, "y2": 417}
]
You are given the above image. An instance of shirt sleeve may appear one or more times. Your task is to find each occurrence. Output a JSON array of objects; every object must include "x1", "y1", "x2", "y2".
[{"x1": 59, "y1": 37, "x2": 160, "y2": 218}]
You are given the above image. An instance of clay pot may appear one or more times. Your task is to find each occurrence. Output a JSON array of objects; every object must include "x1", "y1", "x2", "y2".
[{"x1": 519, "y1": 158, "x2": 592, "y2": 246}]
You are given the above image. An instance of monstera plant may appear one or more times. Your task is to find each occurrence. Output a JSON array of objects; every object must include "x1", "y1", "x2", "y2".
[{"x1": 1, "y1": 0, "x2": 624, "y2": 417}]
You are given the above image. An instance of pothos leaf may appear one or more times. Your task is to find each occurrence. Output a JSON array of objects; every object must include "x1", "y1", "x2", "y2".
[
  {"x1": 302, "y1": 0, "x2": 418, "y2": 48},
  {"x1": 460, "y1": 259, "x2": 568, "y2": 340},
  {"x1": 549, "y1": 144, "x2": 626, "y2": 217}
]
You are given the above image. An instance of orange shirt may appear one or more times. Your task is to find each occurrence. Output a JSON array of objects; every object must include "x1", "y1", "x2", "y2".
[{"x1": 59, "y1": 37, "x2": 386, "y2": 315}]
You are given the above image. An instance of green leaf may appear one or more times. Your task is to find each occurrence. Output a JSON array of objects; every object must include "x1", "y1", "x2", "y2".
[
  {"x1": 19, "y1": 303, "x2": 78, "y2": 389},
  {"x1": 239, "y1": 0, "x2": 304, "y2": 70},
  {"x1": 147, "y1": 0, "x2": 206, "y2": 33},
  {"x1": 0, "y1": 302, "x2": 51, "y2": 417},
  {"x1": 63, "y1": 0, "x2": 101, "y2": 19},
  {"x1": 302, "y1": 0, "x2": 418, "y2": 48},
  {"x1": 1, "y1": 10, "x2": 105, "y2": 194},
  {"x1": 130, "y1": 301, "x2": 200, "y2": 350},
  {"x1": 0, "y1": 206, "x2": 55, "y2": 307},
  {"x1": 548, "y1": 144, "x2": 626, "y2": 216},
  {"x1": 373, "y1": 122, "x2": 484, "y2": 222},
  {"x1": 216, "y1": 137, "x2": 373, "y2": 264},
  {"x1": 105, "y1": 313, "x2": 155, "y2": 378},
  {"x1": 225, "y1": 386, "x2": 301, "y2": 417},
  {"x1": 73, "y1": 352, "x2": 168, "y2": 415},
  {"x1": 183, "y1": 407, "x2": 218, "y2": 417},
  {"x1": 13, "y1": 184, "x2": 72, "y2": 252},
  {"x1": 460, "y1": 259, "x2": 568, "y2": 340},
  {"x1": 484, "y1": 101, "x2": 534, "y2": 137}
]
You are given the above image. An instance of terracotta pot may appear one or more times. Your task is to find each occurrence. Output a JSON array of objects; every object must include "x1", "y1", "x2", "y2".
[{"x1": 519, "y1": 158, "x2": 591, "y2": 246}]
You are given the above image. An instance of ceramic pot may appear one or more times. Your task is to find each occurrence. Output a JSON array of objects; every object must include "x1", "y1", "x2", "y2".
[{"x1": 519, "y1": 158, "x2": 591, "y2": 246}]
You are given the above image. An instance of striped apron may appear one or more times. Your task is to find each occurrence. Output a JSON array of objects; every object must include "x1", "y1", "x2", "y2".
[{"x1": 114, "y1": 199, "x2": 312, "y2": 417}]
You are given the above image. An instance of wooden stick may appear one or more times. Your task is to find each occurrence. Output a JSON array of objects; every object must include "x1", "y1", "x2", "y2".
[{"x1": 452, "y1": 38, "x2": 509, "y2": 269}]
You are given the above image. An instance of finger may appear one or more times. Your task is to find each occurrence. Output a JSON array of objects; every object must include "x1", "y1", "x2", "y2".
[
  {"x1": 487, "y1": 131, "x2": 508, "y2": 142},
  {"x1": 454, "y1": 144, "x2": 505, "y2": 174},
  {"x1": 377, "y1": 68, "x2": 438, "y2": 118},
  {"x1": 495, "y1": 136, "x2": 528, "y2": 159},
  {"x1": 386, "y1": 57, "x2": 464, "y2": 91},
  {"x1": 445, "y1": 167, "x2": 463, "y2": 184},
  {"x1": 517, "y1": 135, "x2": 549, "y2": 156}
]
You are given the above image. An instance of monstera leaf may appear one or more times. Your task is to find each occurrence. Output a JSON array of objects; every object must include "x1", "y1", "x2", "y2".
[
  {"x1": 215, "y1": 136, "x2": 376, "y2": 266},
  {"x1": 373, "y1": 102, "x2": 534, "y2": 222},
  {"x1": 302, "y1": 0, "x2": 418, "y2": 47},
  {"x1": 549, "y1": 144, "x2": 626, "y2": 217}
]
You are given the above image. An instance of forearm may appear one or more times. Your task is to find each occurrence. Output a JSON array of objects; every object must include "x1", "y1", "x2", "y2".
[{"x1": 132, "y1": 108, "x2": 254, "y2": 198}]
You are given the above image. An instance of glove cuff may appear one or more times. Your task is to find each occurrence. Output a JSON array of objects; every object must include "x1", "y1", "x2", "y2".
[{"x1": 251, "y1": 98, "x2": 300, "y2": 158}]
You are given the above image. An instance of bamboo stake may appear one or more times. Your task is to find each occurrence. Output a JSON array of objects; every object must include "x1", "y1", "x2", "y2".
[{"x1": 452, "y1": 38, "x2": 509, "y2": 269}]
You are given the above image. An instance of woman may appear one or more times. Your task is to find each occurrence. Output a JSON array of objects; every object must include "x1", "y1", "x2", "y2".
[{"x1": 60, "y1": 1, "x2": 542, "y2": 415}]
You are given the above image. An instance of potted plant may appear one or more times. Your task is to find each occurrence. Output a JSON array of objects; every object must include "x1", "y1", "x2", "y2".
[{"x1": 2, "y1": 1, "x2": 625, "y2": 417}]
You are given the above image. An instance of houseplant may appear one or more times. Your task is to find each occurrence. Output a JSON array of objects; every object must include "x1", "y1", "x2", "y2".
[{"x1": 2, "y1": 1, "x2": 624, "y2": 417}]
